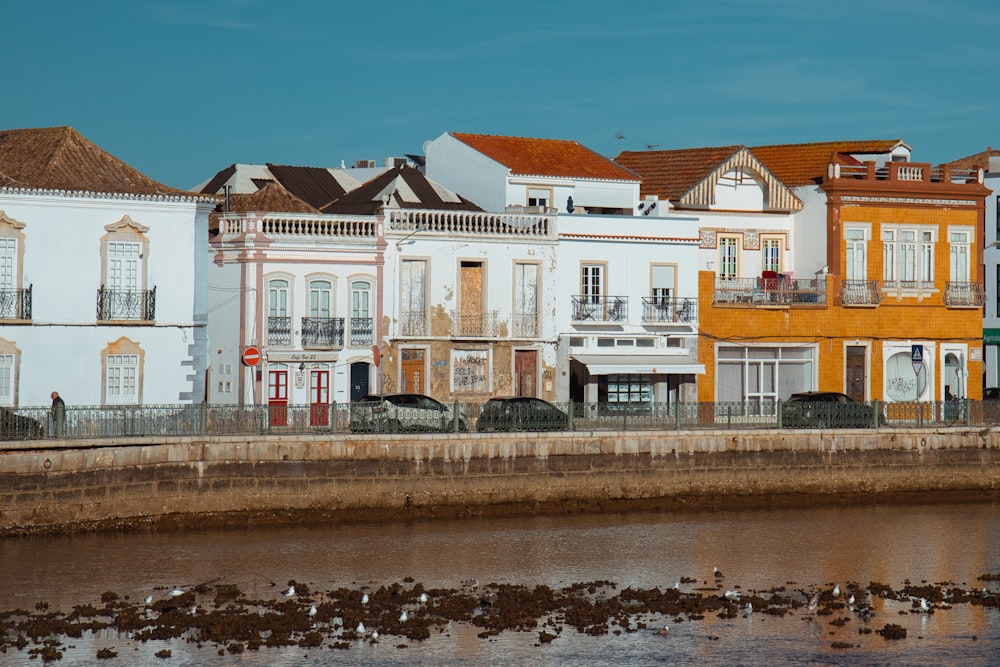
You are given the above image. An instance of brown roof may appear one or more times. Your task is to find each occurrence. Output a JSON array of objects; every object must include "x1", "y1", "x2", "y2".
[
  {"x1": 0, "y1": 126, "x2": 189, "y2": 196},
  {"x1": 451, "y1": 132, "x2": 638, "y2": 181},
  {"x1": 266, "y1": 164, "x2": 353, "y2": 209},
  {"x1": 321, "y1": 165, "x2": 483, "y2": 215},
  {"x1": 226, "y1": 182, "x2": 318, "y2": 214},
  {"x1": 615, "y1": 145, "x2": 742, "y2": 200},
  {"x1": 749, "y1": 139, "x2": 908, "y2": 186},
  {"x1": 944, "y1": 147, "x2": 1000, "y2": 171}
]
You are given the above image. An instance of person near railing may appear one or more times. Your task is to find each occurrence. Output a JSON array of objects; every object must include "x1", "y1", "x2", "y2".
[{"x1": 50, "y1": 391, "x2": 65, "y2": 438}]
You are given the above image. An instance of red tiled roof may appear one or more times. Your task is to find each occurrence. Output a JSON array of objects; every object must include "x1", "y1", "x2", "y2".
[
  {"x1": 615, "y1": 145, "x2": 742, "y2": 199},
  {"x1": 0, "y1": 126, "x2": 190, "y2": 196},
  {"x1": 451, "y1": 132, "x2": 638, "y2": 181},
  {"x1": 944, "y1": 148, "x2": 1000, "y2": 171},
  {"x1": 749, "y1": 139, "x2": 908, "y2": 186}
]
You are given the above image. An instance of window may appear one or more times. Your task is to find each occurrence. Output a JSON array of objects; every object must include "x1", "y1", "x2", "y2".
[
  {"x1": 267, "y1": 278, "x2": 291, "y2": 345},
  {"x1": 527, "y1": 188, "x2": 550, "y2": 208},
  {"x1": 0, "y1": 354, "x2": 13, "y2": 406},
  {"x1": 106, "y1": 354, "x2": 139, "y2": 404},
  {"x1": 761, "y1": 238, "x2": 782, "y2": 274},
  {"x1": 602, "y1": 374, "x2": 652, "y2": 408},
  {"x1": 0, "y1": 238, "x2": 17, "y2": 319},
  {"x1": 451, "y1": 349, "x2": 490, "y2": 393},
  {"x1": 717, "y1": 346, "x2": 815, "y2": 415},
  {"x1": 650, "y1": 264, "x2": 675, "y2": 303},
  {"x1": 400, "y1": 260, "x2": 427, "y2": 336},
  {"x1": 949, "y1": 231, "x2": 970, "y2": 282},
  {"x1": 309, "y1": 280, "x2": 332, "y2": 319},
  {"x1": 581, "y1": 264, "x2": 603, "y2": 301},
  {"x1": 719, "y1": 237, "x2": 738, "y2": 279},
  {"x1": 845, "y1": 228, "x2": 867, "y2": 280},
  {"x1": 351, "y1": 280, "x2": 373, "y2": 346},
  {"x1": 103, "y1": 241, "x2": 144, "y2": 319},
  {"x1": 513, "y1": 263, "x2": 538, "y2": 337},
  {"x1": 883, "y1": 227, "x2": 934, "y2": 288},
  {"x1": 885, "y1": 350, "x2": 926, "y2": 401}
]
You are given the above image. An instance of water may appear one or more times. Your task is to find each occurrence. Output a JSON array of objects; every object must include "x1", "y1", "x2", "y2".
[{"x1": 1, "y1": 501, "x2": 998, "y2": 666}]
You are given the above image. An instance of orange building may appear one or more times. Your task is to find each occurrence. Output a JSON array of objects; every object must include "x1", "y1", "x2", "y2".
[{"x1": 620, "y1": 140, "x2": 989, "y2": 408}]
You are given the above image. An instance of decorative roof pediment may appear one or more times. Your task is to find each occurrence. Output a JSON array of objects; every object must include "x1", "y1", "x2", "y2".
[
  {"x1": 104, "y1": 214, "x2": 150, "y2": 234},
  {"x1": 679, "y1": 147, "x2": 802, "y2": 212}
]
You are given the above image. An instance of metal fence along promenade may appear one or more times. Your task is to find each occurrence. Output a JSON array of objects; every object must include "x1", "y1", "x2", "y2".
[{"x1": 2, "y1": 398, "x2": 997, "y2": 442}]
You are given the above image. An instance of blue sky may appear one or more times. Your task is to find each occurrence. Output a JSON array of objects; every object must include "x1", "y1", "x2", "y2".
[{"x1": 6, "y1": 0, "x2": 999, "y2": 189}]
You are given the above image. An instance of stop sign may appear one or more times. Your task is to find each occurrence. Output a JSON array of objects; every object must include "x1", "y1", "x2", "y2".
[{"x1": 241, "y1": 346, "x2": 261, "y2": 367}]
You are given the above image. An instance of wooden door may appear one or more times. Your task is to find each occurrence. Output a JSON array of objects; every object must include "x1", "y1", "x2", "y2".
[
  {"x1": 515, "y1": 349, "x2": 537, "y2": 397},
  {"x1": 846, "y1": 346, "x2": 865, "y2": 403},
  {"x1": 309, "y1": 369, "x2": 329, "y2": 426},
  {"x1": 268, "y1": 369, "x2": 288, "y2": 426},
  {"x1": 401, "y1": 349, "x2": 424, "y2": 394},
  {"x1": 350, "y1": 362, "x2": 370, "y2": 402}
]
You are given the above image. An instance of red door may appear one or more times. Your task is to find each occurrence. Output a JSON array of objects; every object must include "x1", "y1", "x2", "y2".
[
  {"x1": 515, "y1": 350, "x2": 537, "y2": 397},
  {"x1": 310, "y1": 369, "x2": 330, "y2": 426},
  {"x1": 268, "y1": 370, "x2": 288, "y2": 426}
]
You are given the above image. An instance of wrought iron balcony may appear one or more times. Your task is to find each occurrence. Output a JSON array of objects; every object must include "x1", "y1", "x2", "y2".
[
  {"x1": 96, "y1": 286, "x2": 155, "y2": 321},
  {"x1": 713, "y1": 277, "x2": 827, "y2": 306},
  {"x1": 512, "y1": 312, "x2": 538, "y2": 337},
  {"x1": 450, "y1": 310, "x2": 499, "y2": 337},
  {"x1": 267, "y1": 316, "x2": 291, "y2": 345},
  {"x1": 642, "y1": 296, "x2": 698, "y2": 323},
  {"x1": 301, "y1": 317, "x2": 345, "y2": 348},
  {"x1": 840, "y1": 280, "x2": 882, "y2": 306},
  {"x1": 944, "y1": 281, "x2": 985, "y2": 307},
  {"x1": 350, "y1": 318, "x2": 373, "y2": 346},
  {"x1": 400, "y1": 309, "x2": 426, "y2": 337},
  {"x1": 571, "y1": 295, "x2": 628, "y2": 322},
  {"x1": 0, "y1": 285, "x2": 31, "y2": 320}
]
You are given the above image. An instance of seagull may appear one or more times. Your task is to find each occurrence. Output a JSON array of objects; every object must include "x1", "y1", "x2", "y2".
[
  {"x1": 847, "y1": 594, "x2": 855, "y2": 607},
  {"x1": 713, "y1": 567, "x2": 724, "y2": 580},
  {"x1": 283, "y1": 585, "x2": 296, "y2": 597},
  {"x1": 399, "y1": 610, "x2": 409, "y2": 623},
  {"x1": 356, "y1": 621, "x2": 366, "y2": 634},
  {"x1": 144, "y1": 595, "x2": 153, "y2": 604},
  {"x1": 361, "y1": 593, "x2": 369, "y2": 605},
  {"x1": 807, "y1": 591, "x2": 820, "y2": 612},
  {"x1": 744, "y1": 602, "x2": 753, "y2": 614},
  {"x1": 654, "y1": 625, "x2": 670, "y2": 636},
  {"x1": 832, "y1": 584, "x2": 841, "y2": 598},
  {"x1": 371, "y1": 629, "x2": 379, "y2": 641},
  {"x1": 919, "y1": 597, "x2": 931, "y2": 613},
  {"x1": 724, "y1": 590, "x2": 741, "y2": 600},
  {"x1": 189, "y1": 605, "x2": 197, "y2": 615},
  {"x1": 418, "y1": 593, "x2": 429, "y2": 604},
  {"x1": 168, "y1": 588, "x2": 185, "y2": 598},
  {"x1": 308, "y1": 604, "x2": 317, "y2": 618},
  {"x1": 673, "y1": 581, "x2": 681, "y2": 590}
]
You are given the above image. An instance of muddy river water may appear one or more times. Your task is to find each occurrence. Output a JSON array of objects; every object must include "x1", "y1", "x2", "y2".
[{"x1": 0, "y1": 500, "x2": 998, "y2": 666}]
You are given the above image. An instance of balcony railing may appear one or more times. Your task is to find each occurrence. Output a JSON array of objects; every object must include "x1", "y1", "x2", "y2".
[
  {"x1": 571, "y1": 296, "x2": 628, "y2": 322},
  {"x1": 450, "y1": 311, "x2": 499, "y2": 337},
  {"x1": 512, "y1": 312, "x2": 538, "y2": 337},
  {"x1": 836, "y1": 162, "x2": 981, "y2": 184},
  {"x1": 267, "y1": 316, "x2": 291, "y2": 345},
  {"x1": 400, "y1": 310, "x2": 426, "y2": 337},
  {"x1": 97, "y1": 286, "x2": 155, "y2": 321},
  {"x1": 301, "y1": 317, "x2": 345, "y2": 348},
  {"x1": 840, "y1": 280, "x2": 882, "y2": 306},
  {"x1": 0, "y1": 285, "x2": 31, "y2": 320},
  {"x1": 944, "y1": 281, "x2": 985, "y2": 307},
  {"x1": 713, "y1": 278, "x2": 826, "y2": 306},
  {"x1": 642, "y1": 296, "x2": 698, "y2": 323},
  {"x1": 350, "y1": 318, "x2": 373, "y2": 346}
]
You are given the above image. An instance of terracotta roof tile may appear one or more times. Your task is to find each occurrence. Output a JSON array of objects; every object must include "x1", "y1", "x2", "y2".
[
  {"x1": 748, "y1": 139, "x2": 908, "y2": 186},
  {"x1": 0, "y1": 126, "x2": 189, "y2": 196},
  {"x1": 225, "y1": 182, "x2": 318, "y2": 214},
  {"x1": 944, "y1": 148, "x2": 1000, "y2": 171},
  {"x1": 615, "y1": 145, "x2": 742, "y2": 199},
  {"x1": 452, "y1": 132, "x2": 638, "y2": 181}
]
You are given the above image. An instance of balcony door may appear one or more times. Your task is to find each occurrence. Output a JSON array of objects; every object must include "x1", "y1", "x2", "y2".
[
  {"x1": 515, "y1": 349, "x2": 537, "y2": 397},
  {"x1": 106, "y1": 241, "x2": 142, "y2": 318},
  {"x1": 309, "y1": 369, "x2": 329, "y2": 426},
  {"x1": 460, "y1": 261, "x2": 484, "y2": 336},
  {"x1": 268, "y1": 368, "x2": 288, "y2": 426}
]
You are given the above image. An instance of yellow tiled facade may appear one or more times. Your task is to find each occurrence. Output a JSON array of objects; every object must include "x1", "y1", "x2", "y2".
[{"x1": 698, "y1": 163, "x2": 988, "y2": 403}]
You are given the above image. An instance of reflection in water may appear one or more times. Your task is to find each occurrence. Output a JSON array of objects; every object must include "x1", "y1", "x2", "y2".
[{"x1": 0, "y1": 501, "x2": 998, "y2": 666}]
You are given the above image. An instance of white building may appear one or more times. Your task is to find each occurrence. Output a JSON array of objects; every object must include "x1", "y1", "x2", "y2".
[{"x1": 0, "y1": 126, "x2": 215, "y2": 407}]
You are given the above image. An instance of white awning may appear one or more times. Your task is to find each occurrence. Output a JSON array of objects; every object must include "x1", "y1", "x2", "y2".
[{"x1": 572, "y1": 354, "x2": 705, "y2": 375}]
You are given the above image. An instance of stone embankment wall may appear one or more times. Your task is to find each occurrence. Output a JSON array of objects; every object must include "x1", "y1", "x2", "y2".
[{"x1": 1, "y1": 428, "x2": 998, "y2": 535}]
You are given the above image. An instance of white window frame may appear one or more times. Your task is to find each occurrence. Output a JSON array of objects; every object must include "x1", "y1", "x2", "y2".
[
  {"x1": 949, "y1": 229, "x2": 971, "y2": 282},
  {"x1": 106, "y1": 354, "x2": 139, "y2": 405},
  {"x1": 309, "y1": 280, "x2": 332, "y2": 319},
  {"x1": 0, "y1": 354, "x2": 13, "y2": 406},
  {"x1": 719, "y1": 236, "x2": 739, "y2": 279},
  {"x1": 845, "y1": 227, "x2": 868, "y2": 281},
  {"x1": 883, "y1": 226, "x2": 936, "y2": 289},
  {"x1": 761, "y1": 237, "x2": 782, "y2": 274}
]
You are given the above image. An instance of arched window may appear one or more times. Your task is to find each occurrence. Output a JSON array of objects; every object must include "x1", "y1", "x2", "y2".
[{"x1": 351, "y1": 280, "x2": 373, "y2": 346}]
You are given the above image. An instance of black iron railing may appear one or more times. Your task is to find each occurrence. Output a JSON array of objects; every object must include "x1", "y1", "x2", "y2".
[
  {"x1": 301, "y1": 317, "x2": 345, "y2": 348},
  {"x1": 96, "y1": 286, "x2": 155, "y2": 321},
  {"x1": 350, "y1": 318, "x2": 373, "y2": 346},
  {"x1": 571, "y1": 295, "x2": 628, "y2": 322},
  {"x1": 267, "y1": 317, "x2": 291, "y2": 345},
  {"x1": 0, "y1": 285, "x2": 31, "y2": 320}
]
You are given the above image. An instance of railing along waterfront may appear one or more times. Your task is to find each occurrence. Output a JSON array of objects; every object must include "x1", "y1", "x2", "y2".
[{"x1": 4, "y1": 398, "x2": 995, "y2": 442}]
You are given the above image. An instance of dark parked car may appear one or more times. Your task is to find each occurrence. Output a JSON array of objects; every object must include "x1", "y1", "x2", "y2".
[
  {"x1": 781, "y1": 391, "x2": 882, "y2": 428},
  {"x1": 477, "y1": 397, "x2": 569, "y2": 432},
  {"x1": 349, "y1": 394, "x2": 468, "y2": 433},
  {"x1": 0, "y1": 407, "x2": 44, "y2": 440}
]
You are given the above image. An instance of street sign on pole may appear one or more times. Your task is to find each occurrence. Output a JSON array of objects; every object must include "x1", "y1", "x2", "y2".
[
  {"x1": 911, "y1": 344, "x2": 923, "y2": 376},
  {"x1": 242, "y1": 346, "x2": 261, "y2": 367}
]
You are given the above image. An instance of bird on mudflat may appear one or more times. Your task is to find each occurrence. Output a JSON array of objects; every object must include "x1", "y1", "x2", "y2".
[
  {"x1": 283, "y1": 585, "x2": 296, "y2": 597},
  {"x1": 744, "y1": 602, "x2": 753, "y2": 614},
  {"x1": 806, "y1": 591, "x2": 820, "y2": 612},
  {"x1": 308, "y1": 604, "x2": 317, "y2": 618},
  {"x1": 399, "y1": 610, "x2": 409, "y2": 623},
  {"x1": 832, "y1": 584, "x2": 841, "y2": 598},
  {"x1": 655, "y1": 625, "x2": 670, "y2": 636},
  {"x1": 724, "y1": 590, "x2": 740, "y2": 600},
  {"x1": 371, "y1": 629, "x2": 379, "y2": 641},
  {"x1": 713, "y1": 567, "x2": 724, "y2": 580},
  {"x1": 168, "y1": 588, "x2": 185, "y2": 598},
  {"x1": 144, "y1": 595, "x2": 153, "y2": 604},
  {"x1": 919, "y1": 597, "x2": 931, "y2": 613},
  {"x1": 418, "y1": 592, "x2": 429, "y2": 604},
  {"x1": 361, "y1": 593, "x2": 369, "y2": 605}
]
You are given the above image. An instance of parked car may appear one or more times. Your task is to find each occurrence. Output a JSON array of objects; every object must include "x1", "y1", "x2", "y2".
[
  {"x1": 781, "y1": 391, "x2": 882, "y2": 428},
  {"x1": 349, "y1": 394, "x2": 468, "y2": 433},
  {"x1": 0, "y1": 407, "x2": 44, "y2": 440},
  {"x1": 477, "y1": 397, "x2": 569, "y2": 432}
]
